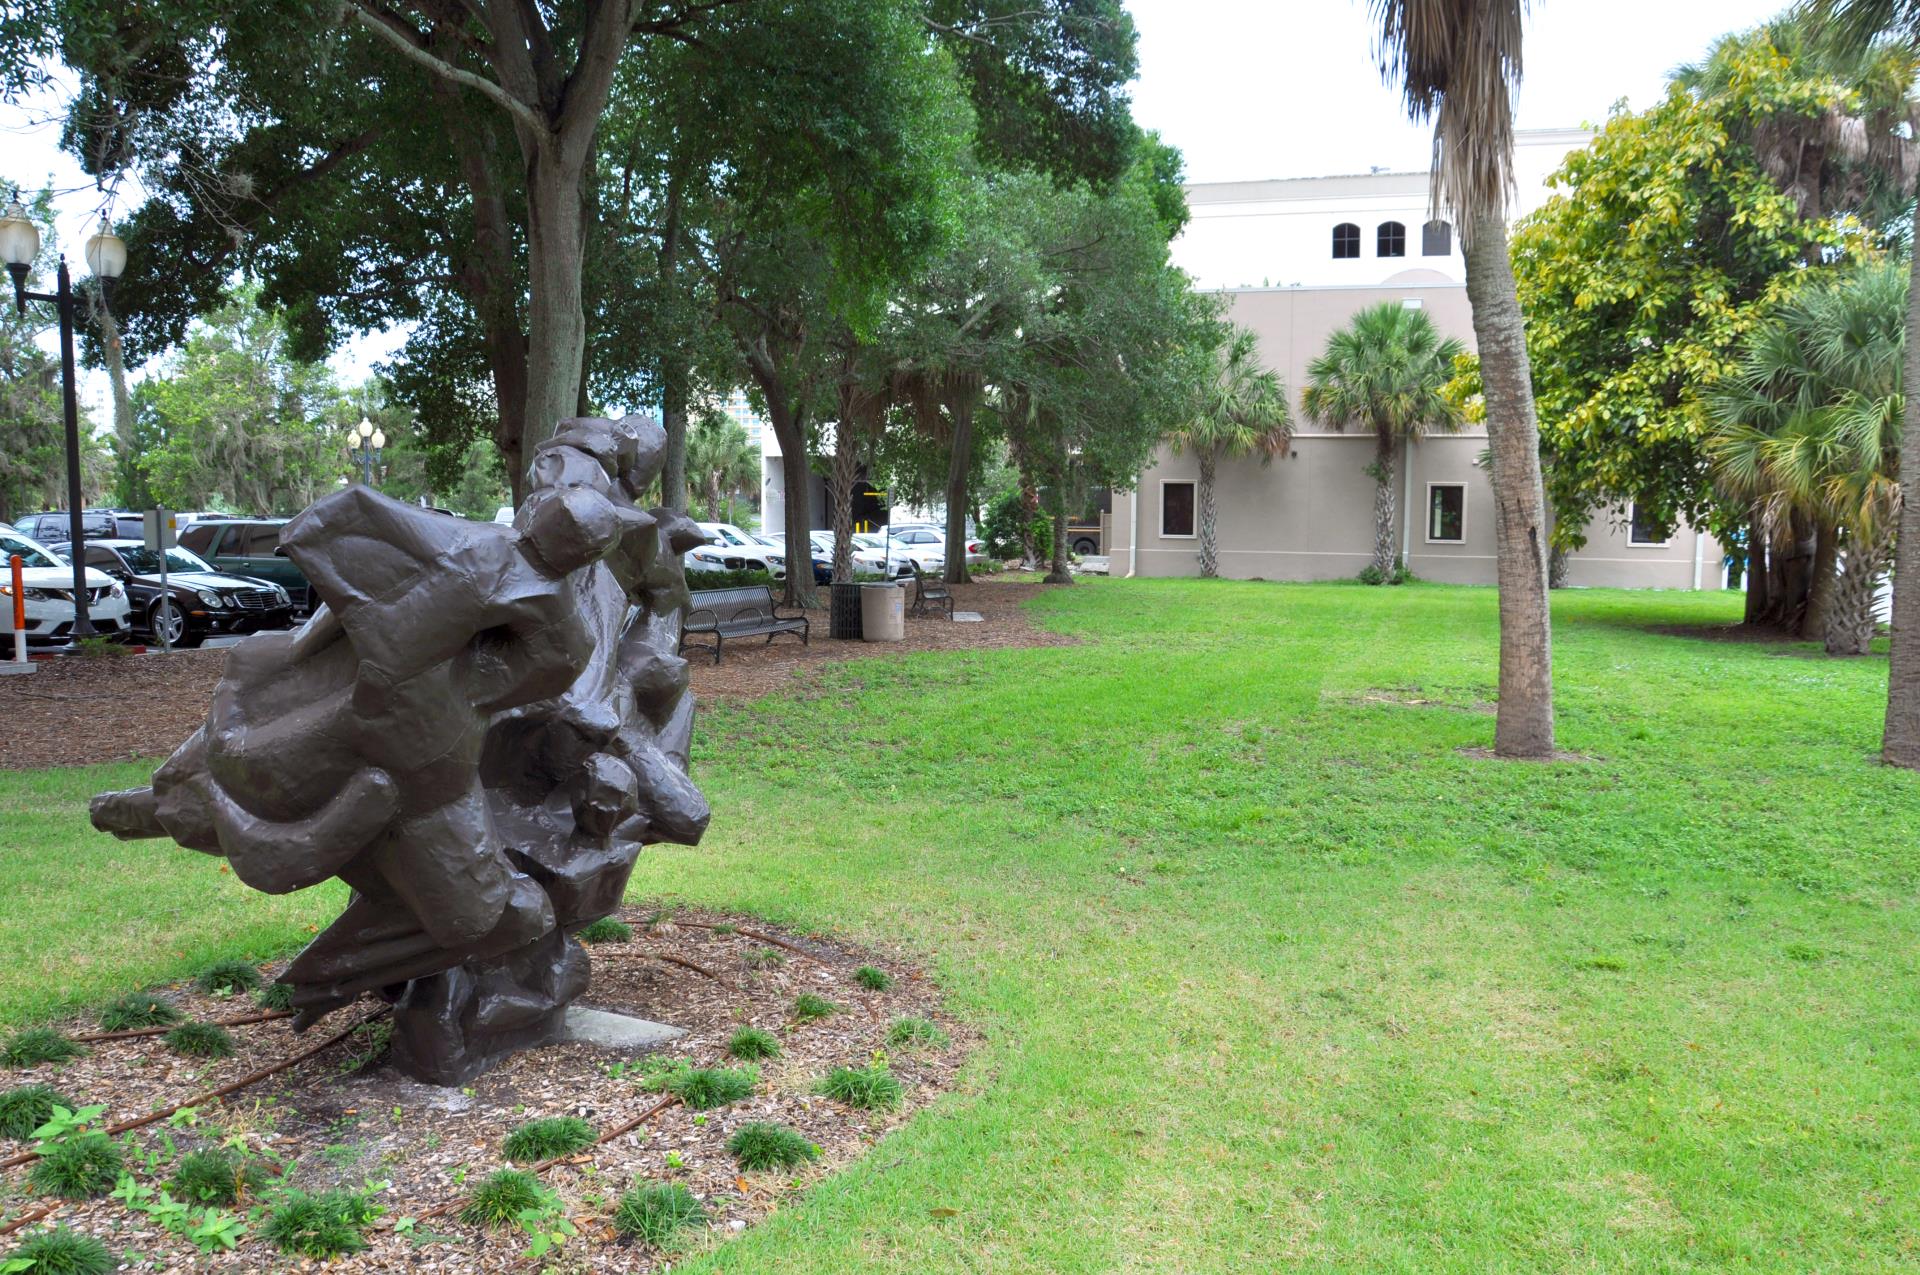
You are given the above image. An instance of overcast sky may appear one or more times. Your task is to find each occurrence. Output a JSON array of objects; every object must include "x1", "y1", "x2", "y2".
[{"x1": 5, "y1": 0, "x2": 1795, "y2": 408}]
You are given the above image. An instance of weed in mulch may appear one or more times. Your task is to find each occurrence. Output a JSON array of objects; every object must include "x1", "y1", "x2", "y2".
[
  {"x1": 97, "y1": 993, "x2": 181, "y2": 1031},
  {"x1": 164, "y1": 1022, "x2": 235, "y2": 1059},
  {"x1": 727, "y1": 1027, "x2": 781, "y2": 1061},
  {"x1": 885, "y1": 1016, "x2": 949, "y2": 1050},
  {"x1": 169, "y1": 1147, "x2": 266, "y2": 1205},
  {"x1": 193, "y1": 959, "x2": 263, "y2": 995},
  {"x1": 503, "y1": 1116, "x2": 596, "y2": 1163},
  {"x1": 729, "y1": 1122, "x2": 820, "y2": 1172},
  {"x1": 668, "y1": 1065, "x2": 758, "y2": 1111},
  {"x1": 0, "y1": 1083, "x2": 75, "y2": 1139},
  {"x1": 577, "y1": 917, "x2": 633, "y2": 944},
  {"x1": 2, "y1": 1028, "x2": 82, "y2": 1069},
  {"x1": 256, "y1": 981, "x2": 294, "y2": 1011},
  {"x1": 613, "y1": 1181, "x2": 706, "y2": 1247},
  {"x1": 338, "y1": 1021, "x2": 393, "y2": 1073},
  {"x1": 743, "y1": 947, "x2": 785, "y2": 970},
  {"x1": 262, "y1": 1189, "x2": 374, "y2": 1258},
  {"x1": 853, "y1": 965, "x2": 893, "y2": 992},
  {"x1": 792, "y1": 993, "x2": 838, "y2": 1023},
  {"x1": 460, "y1": 1168, "x2": 553, "y2": 1228},
  {"x1": 4, "y1": 1226, "x2": 112, "y2": 1275},
  {"x1": 818, "y1": 1064, "x2": 902, "y2": 1111},
  {"x1": 29, "y1": 1131, "x2": 123, "y2": 1198}
]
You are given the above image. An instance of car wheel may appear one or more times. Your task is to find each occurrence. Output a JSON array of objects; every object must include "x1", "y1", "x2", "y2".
[{"x1": 147, "y1": 599, "x2": 201, "y2": 649}]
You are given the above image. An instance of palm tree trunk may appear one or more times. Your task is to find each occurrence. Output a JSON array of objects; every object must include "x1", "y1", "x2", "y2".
[
  {"x1": 1803, "y1": 521, "x2": 1839, "y2": 642},
  {"x1": 1828, "y1": 530, "x2": 1888, "y2": 657},
  {"x1": 1463, "y1": 213, "x2": 1555, "y2": 759},
  {"x1": 1371, "y1": 437, "x2": 1397, "y2": 578},
  {"x1": 1198, "y1": 446, "x2": 1220, "y2": 578},
  {"x1": 828, "y1": 434, "x2": 860, "y2": 585},
  {"x1": 1886, "y1": 206, "x2": 1920, "y2": 764},
  {"x1": 1743, "y1": 516, "x2": 1770, "y2": 625}
]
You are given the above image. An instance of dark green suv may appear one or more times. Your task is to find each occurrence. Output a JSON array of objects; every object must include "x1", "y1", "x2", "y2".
[{"x1": 176, "y1": 518, "x2": 312, "y2": 614}]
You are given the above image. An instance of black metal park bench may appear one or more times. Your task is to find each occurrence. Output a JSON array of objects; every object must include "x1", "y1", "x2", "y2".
[
  {"x1": 680, "y1": 585, "x2": 810, "y2": 664},
  {"x1": 909, "y1": 561, "x2": 954, "y2": 619}
]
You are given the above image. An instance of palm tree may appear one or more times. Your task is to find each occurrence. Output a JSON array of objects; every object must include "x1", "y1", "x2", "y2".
[
  {"x1": 1709, "y1": 262, "x2": 1904, "y2": 656},
  {"x1": 685, "y1": 411, "x2": 758, "y2": 523},
  {"x1": 1370, "y1": 0, "x2": 1558, "y2": 757},
  {"x1": 1168, "y1": 326, "x2": 1292, "y2": 578},
  {"x1": 1302, "y1": 302, "x2": 1464, "y2": 580}
]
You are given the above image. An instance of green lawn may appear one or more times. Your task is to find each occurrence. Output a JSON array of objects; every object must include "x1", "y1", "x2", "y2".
[{"x1": 4, "y1": 579, "x2": 1917, "y2": 1272}]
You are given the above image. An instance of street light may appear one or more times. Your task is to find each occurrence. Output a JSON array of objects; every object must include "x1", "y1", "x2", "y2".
[
  {"x1": 1, "y1": 202, "x2": 126, "y2": 643},
  {"x1": 349, "y1": 416, "x2": 387, "y2": 486}
]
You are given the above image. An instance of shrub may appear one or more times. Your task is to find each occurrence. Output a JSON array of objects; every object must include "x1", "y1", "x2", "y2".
[
  {"x1": 727, "y1": 1122, "x2": 819, "y2": 1172},
  {"x1": 884, "y1": 1017, "x2": 949, "y2": 1050},
  {"x1": 576, "y1": 917, "x2": 633, "y2": 944},
  {"x1": 853, "y1": 966, "x2": 893, "y2": 992},
  {"x1": 684, "y1": 566, "x2": 779, "y2": 589},
  {"x1": 0, "y1": 1084, "x2": 76, "y2": 1141},
  {"x1": 460, "y1": 1168, "x2": 552, "y2": 1228},
  {"x1": 791, "y1": 993, "x2": 838, "y2": 1023},
  {"x1": 98, "y1": 993, "x2": 182, "y2": 1032},
  {"x1": 2, "y1": 1028, "x2": 82, "y2": 1069},
  {"x1": 164, "y1": 1022, "x2": 236, "y2": 1059},
  {"x1": 193, "y1": 959, "x2": 262, "y2": 995},
  {"x1": 502, "y1": 1116, "x2": 596, "y2": 1163},
  {"x1": 28, "y1": 1132, "x2": 122, "y2": 1199},
  {"x1": 726, "y1": 1028, "x2": 780, "y2": 1062},
  {"x1": 612, "y1": 1181, "x2": 706, "y2": 1246},
  {"x1": 818, "y1": 1064, "x2": 903, "y2": 1111},
  {"x1": 256, "y1": 981, "x2": 295, "y2": 1011},
  {"x1": 983, "y1": 488, "x2": 1051, "y2": 560},
  {"x1": 4, "y1": 1226, "x2": 112, "y2": 1275},
  {"x1": 262, "y1": 1189, "x2": 373, "y2": 1258},
  {"x1": 667, "y1": 1066, "x2": 757, "y2": 1111},
  {"x1": 169, "y1": 1147, "x2": 265, "y2": 1205}
]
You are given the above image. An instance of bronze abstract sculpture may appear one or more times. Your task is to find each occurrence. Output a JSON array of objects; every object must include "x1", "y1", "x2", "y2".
[{"x1": 91, "y1": 416, "x2": 710, "y2": 1085}]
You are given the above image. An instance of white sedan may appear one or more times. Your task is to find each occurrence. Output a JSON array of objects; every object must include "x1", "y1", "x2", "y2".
[
  {"x1": 0, "y1": 527, "x2": 132, "y2": 644},
  {"x1": 685, "y1": 521, "x2": 785, "y2": 579}
]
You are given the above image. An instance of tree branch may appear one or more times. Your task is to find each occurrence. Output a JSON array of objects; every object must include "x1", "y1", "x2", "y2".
[{"x1": 345, "y1": 1, "x2": 547, "y2": 136}]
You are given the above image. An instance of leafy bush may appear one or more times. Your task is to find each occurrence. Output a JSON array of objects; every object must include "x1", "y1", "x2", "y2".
[
  {"x1": 727, "y1": 1122, "x2": 819, "y2": 1172},
  {"x1": 612, "y1": 1181, "x2": 706, "y2": 1246},
  {"x1": 28, "y1": 1132, "x2": 122, "y2": 1198},
  {"x1": 169, "y1": 1147, "x2": 266, "y2": 1205},
  {"x1": 502, "y1": 1116, "x2": 596, "y2": 1163},
  {"x1": 853, "y1": 965, "x2": 893, "y2": 992},
  {"x1": 818, "y1": 1063, "x2": 903, "y2": 1110},
  {"x1": 685, "y1": 567, "x2": 779, "y2": 590},
  {"x1": 884, "y1": 1017, "x2": 949, "y2": 1050},
  {"x1": 0, "y1": 1084, "x2": 75, "y2": 1140},
  {"x1": 193, "y1": 959, "x2": 262, "y2": 995},
  {"x1": 4, "y1": 1226, "x2": 112, "y2": 1275},
  {"x1": 576, "y1": 917, "x2": 633, "y2": 944},
  {"x1": 1, "y1": 1028, "x2": 82, "y2": 1068},
  {"x1": 72, "y1": 636, "x2": 130, "y2": 659},
  {"x1": 164, "y1": 1023, "x2": 235, "y2": 1059},
  {"x1": 256, "y1": 981, "x2": 294, "y2": 1011},
  {"x1": 726, "y1": 1028, "x2": 780, "y2": 1062},
  {"x1": 459, "y1": 1168, "x2": 552, "y2": 1228},
  {"x1": 983, "y1": 488, "x2": 1050, "y2": 560},
  {"x1": 667, "y1": 1065, "x2": 758, "y2": 1110},
  {"x1": 1357, "y1": 560, "x2": 1417, "y2": 587},
  {"x1": 261, "y1": 1189, "x2": 373, "y2": 1258},
  {"x1": 97, "y1": 993, "x2": 182, "y2": 1031},
  {"x1": 791, "y1": 993, "x2": 838, "y2": 1023}
]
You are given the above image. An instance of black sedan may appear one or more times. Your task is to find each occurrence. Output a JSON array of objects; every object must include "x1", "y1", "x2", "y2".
[{"x1": 76, "y1": 539, "x2": 296, "y2": 648}]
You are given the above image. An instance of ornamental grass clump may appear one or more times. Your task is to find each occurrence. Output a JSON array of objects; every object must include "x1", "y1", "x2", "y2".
[
  {"x1": 612, "y1": 1181, "x2": 706, "y2": 1246},
  {"x1": 502, "y1": 1116, "x2": 596, "y2": 1163},
  {"x1": 28, "y1": 1132, "x2": 122, "y2": 1199},
  {"x1": 460, "y1": 1169, "x2": 552, "y2": 1227},
  {"x1": 262, "y1": 1189, "x2": 373, "y2": 1258},
  {"x1": 164, "y1": 1022, "x2": 236, "y2": 1059},
  {"x1": 0, "y1": 1084, "x2": 75, "y2": 1141},
  {"x1": 576, "y1": 917, "x2": 633, "y2": 944},
  {"x1": 97, "y1": 993, "x2": 181, "y2": 1032},
  {"x1": 256, "y1": 981, "x2": 295, "y2": 1011},
  {"x1": 818, "y1": 1063, "x2": 903, "y2": 1111},
  {"x1": 4, "y1": 1226, "x2": 112, "y2": 1275},
  {"x1": 791, "y1": 993, "x2": 838, "y2": 1023},
  {"x1": 853, "y1": 965, "x2": 893, "y2": 992},
  {"x1": 193, "y1": 959, "x2": 262, "y2": 995},
  {"x1": 169, "y1": 1147, "x2": 266, "y2": 1205},
  {"x1": 883, "y1": 1017, "x2": 949, "y2": 1050},
  {"x1": 743, "y1": 947, "x2": 785, "y2": 970},
  {"x1": 727, "y1": 1122, "x2": 819, "y2": 1172},
  {"x1": 1, "y1": 1028, "x2": 82, "y2": 1069},
  {"x1": 726, "y1": 1027, "x2": 780, "y2": 1061},
  {"x1": 667, "y1": 1065, "x2": 757, "y2": 1111}
]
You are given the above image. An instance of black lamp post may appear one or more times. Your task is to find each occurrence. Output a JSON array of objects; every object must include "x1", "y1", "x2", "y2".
[
  {"x1": 1, "y1": 202, "x2": 126, "y2": 642},
  {"x1": 349, "y1": 417, "x2": 387, "y2": 487}
]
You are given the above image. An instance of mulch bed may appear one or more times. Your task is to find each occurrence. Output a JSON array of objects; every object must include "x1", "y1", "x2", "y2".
[
  {"x1": 0, "y1": 907, "x2": 974, "y2": 1271},
  {"x1": 0, "y1": 579, "x2": 1075, "y2": 770}
]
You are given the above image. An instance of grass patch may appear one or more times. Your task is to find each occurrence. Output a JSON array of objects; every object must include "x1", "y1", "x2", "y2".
[
  {"x1": 255, "y1": 981, "x2": 294, "y2": 1011},
  {"x1": 460, "y1": 1168, "x2": 552, "y2": 1227},
  {"x1": 3, "y1": 1226, "x2": 111, "y2": 1275},
  {"x1": 817, "y1": 1063, "x2": 903, "y2": 1110},
  {"x1": 168, "y1": 1146, "x2": 265, "y2": 1205},
  {"x1": 502, "y1": 1116, "x2": 596, "y2": 1163},
  {"x1": 96, "y1": 993, "x2": 181, "y2": 1031},
  {"x1": 27, "y1": 1132, "x2": 121, "y2": 1198},
  {"x1": 262, "y1": 1189, "x2": 373, "y2": 1258},
  {"x1": 743, "y1": 947, "x2": 785, "y2": 970},
  {"x1": 0, "y1": 1084, "x2": 74, "y2": 1140},
  {"x1": 853, "y1": 965, "x2": 893, "y2": 992},
  {"x1": 668, "y1": 1065, "x2": 759, "y2": 1110},
  {"x1": 193, "y1": 958, "x2": 262, "y2": 995},
  {"x1": 576, "y1": 917, "x2": 633, "y2": 944},
  {"x1": 727, "y1": 1122, "x2": 820, "y2": 1172},
  {"x1": 726, "y1": 1027, "x2": 781, "y2": 1061},
  {"x1": 791, "y1": 993, "x2": 837, "y2": 1023},
  {"x1": 1, "y1": 1027, "x2": 81, "y2": 1069},
  {"x1": 613, "y1": 1181, "x2": 706, "y2": 1246},
  {"x1": 163, "y1": 1022, "x2": 235, "y2": 1059},
  {"x1": 883, "y1": 1017, "x2": 948, "y2": 1051}
]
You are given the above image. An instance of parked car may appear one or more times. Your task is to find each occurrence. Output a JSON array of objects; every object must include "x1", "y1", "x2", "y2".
[
  {"x1": 851, "y1": 533, "x2": 933, "y2": 578},
  {"x1": 14, "y1": 510, "x2": 119, "y2": 546},
  {"x1": 889, "y1": 523, "x2": 989, "y2": 565},
  {"x1": 685, "y1": 521, "x2": 785, "y2": 579},
  {"x1": 73, "y1": 539, "x2": 294, "y2": 648},
  {"x1": 0, "y1": 527, "x2": 132, "y2": 644},
  {"x1": 176, "y1": 518, "x2": 313, "y2": 613}
]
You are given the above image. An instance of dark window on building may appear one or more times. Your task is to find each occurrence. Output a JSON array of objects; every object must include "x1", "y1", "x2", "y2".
[
  {"x1": 1628, "y1": 503, "x2": 1669, "y2": 545},
  {"x1": 1332, "y1": 223, "x2": 1360, "y2": 259},
  {"x1": 1377, "y1": 221, "x2": 1406, "y2": 257},
  {"x1": 1428, "y1": 484, "x2": 1465, "y2": 542},
  {"x1": 1422, "y1": 219, "x2": 1452, "y2": 255},
  {"x1": 1161, "y1": 481, "x2": 1196, "y2": 538}
]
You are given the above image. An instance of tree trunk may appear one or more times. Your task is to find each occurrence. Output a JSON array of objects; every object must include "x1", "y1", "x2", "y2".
[
  {"x1": 520, "y1": 138, "x2": 592, "y2": 450},
  {"x1": 1463, "y1": 214, "x2": 1555, "y2": 759},
  {"x1": 1767, "y1": 511, "x2": 1815, "y2": 630},
  {"x1": 1044, "y1": 475, "x2": 1073, "y2": 584},
  {"x1": 1198, "y1": 446, "x2": 1220, "y2": 578},
  {"x1": 1009, "y1": 427, "x2": 1042, "y2": 569},
  {"x1": 829, "y1": 430, "x2": 860, "y2": 584},
  {"x1": 1888, "y1": 200, "x2": 1920, "y2": 764},
  {"x1": 1743, "y1": 517, "x2": 1770, "y2": 625},
  {"x1": 1371, "y1": 436, "x2": 1397, "y2": 579},
  {"x1": 943, "y1": 399, "x2": 975, "y2": 585},
  {"x1": 1827, "y1": 530, "x2": 1889, "y2": 657},
  {"x1": 1802, "y1": 521, "x2": 1839, "y2": 642},
  {"x1": 657, "y1": 182, "x2": 689, "y2": 514}
]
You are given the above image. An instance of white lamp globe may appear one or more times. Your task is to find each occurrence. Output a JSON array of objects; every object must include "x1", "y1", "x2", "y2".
[
  {"x1": 357, "y1": 417, "x2": 373, "y2": 441},
  {"x1": 83, "y1": 221, "x2": 126, "y2": 279},
  {"x1": 371, "y1": 429, "x2": 386, "y2": 450},
  {"x1": 0, "y1": 201, "x2": 40, "y2": 269}
]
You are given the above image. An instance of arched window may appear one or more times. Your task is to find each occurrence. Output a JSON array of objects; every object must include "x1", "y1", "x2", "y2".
[
  {"x1": 1377, "y1": 221, "x2": 1406, "y2": 257},
  {"x1": 1332, "y1": 223, "x2": 1360, "y2": 259},
  {"x1": 1422, "y1": 219, "x2": 1452, "y2": 256}
]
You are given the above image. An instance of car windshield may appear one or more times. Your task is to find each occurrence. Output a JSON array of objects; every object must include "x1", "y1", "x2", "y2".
[
  {"x1": 0, "y1": 532, "x2": 60, "y2": 570},
  {"x1": 117, "y1": 546, "x2": 214, "y2": 575}
]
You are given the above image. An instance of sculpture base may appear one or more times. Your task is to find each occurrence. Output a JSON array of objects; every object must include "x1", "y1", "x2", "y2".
[{"x1": 563, "y1": 1006, "x2": 686, "y2": 1050}]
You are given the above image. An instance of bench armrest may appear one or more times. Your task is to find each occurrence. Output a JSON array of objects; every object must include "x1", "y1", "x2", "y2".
[{"x1": 685, "y1": 607, "x2": 720, "y2": 629}]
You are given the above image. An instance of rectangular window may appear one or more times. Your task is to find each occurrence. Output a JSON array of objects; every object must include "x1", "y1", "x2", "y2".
[
  {"x1": 1160, "y1": 480, "x2": 1196, "y2": 539},
  {"x1": 1427, "y1": 484, "x2": 1465, "y2": 543},
  {"x1": 1627, "y1": 503, "x2": 1669, "y2": 546}
]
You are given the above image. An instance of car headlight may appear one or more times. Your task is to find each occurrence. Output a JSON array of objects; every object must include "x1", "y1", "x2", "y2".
[
  {"x1": 274, "y1": 586, "x2": 290, "y2": 603},
  {"x1": 196, "y1": 589, "x2": 221, "y2": 607},
  {"x1": 691, "y1": 550, "x2": 722, "y2": 563},
  {"x1": 108, "y1": 583, "x2": 124, "y2": 598},
  {"x1": 768, "y1": 555, "x2": 784, "y2": 566}
]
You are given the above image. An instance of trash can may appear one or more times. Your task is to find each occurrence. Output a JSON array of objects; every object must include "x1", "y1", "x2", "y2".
[
  {"x1": 829, "y1": 582, "x2": 864, "y2": 640},
  {"x1": 860, "y1": 582, "x2": 904, "y2": 642}
]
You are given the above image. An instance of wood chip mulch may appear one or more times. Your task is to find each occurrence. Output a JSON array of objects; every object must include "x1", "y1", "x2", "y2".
[
  {"x1": 0, "y1": 907, "x2": 975, "y2": 1271},
  {"x1": 0, "y1": 579, "x2": 1076, "y2": 770}
]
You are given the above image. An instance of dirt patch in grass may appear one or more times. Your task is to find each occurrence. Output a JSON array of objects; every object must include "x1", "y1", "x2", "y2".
[
  {"x1": 0, "y1": 906, "x2": 973, "y2": 1271},
  {"x1": 1454, "y1": 746, "x2": 1597, "y2": 763},
  {"x1": 0, "y1": 579, "x2": 1073, "y2": 770},
  {"x1": 1328, "y1": 686, "x2": 1497, "y2": 716}
]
